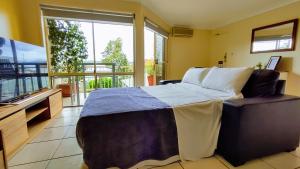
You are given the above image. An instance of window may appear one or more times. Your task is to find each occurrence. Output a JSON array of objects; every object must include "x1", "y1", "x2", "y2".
[
  {"x1": 144, "y1": 18, "x2": 168, "y2": 86},
  {"x1": 42, "y1": 6, "x2": 135, "y2": 106}
]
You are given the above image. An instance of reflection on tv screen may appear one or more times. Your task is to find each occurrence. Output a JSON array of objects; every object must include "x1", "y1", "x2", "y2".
[{"x1": 0, "y1": 37, "x2": 48, "y2": 103}]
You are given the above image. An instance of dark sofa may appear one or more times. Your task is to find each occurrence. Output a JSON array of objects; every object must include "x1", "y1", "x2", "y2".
[{"x1": 159, "y1": 69, "x2": 300, "y2": 166}]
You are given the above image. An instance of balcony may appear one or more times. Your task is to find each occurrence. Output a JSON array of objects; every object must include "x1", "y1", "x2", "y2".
[{"x1": 50, "y1": 63, "x2": 134, "y2": 107}]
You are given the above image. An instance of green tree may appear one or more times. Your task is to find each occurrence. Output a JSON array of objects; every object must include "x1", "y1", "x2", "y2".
[
  {"x1": 101, "y1": 38, "x2": 128, "y2": 72},
  {"x1": 47, "y1": 19, "x2": 88, "y2": 73}
]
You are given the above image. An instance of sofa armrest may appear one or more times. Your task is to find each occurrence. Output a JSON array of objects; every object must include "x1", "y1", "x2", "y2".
[
  {"x1": 223, "y1": 95, "x2": 300, "y2": 108},
  {"x1": 275, "y1": 80, "x2": 286, "y2": 95},
  {"x1": 219, "y1": 95, "x2": 300, "y2": 166},
  {"x1": 159, "y1": 80, "x2": 181, "y2": 85}
]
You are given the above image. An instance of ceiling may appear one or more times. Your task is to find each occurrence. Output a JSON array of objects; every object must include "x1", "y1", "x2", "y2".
[{"x1": 127, "y1": 0, "x2": 299, "y2": 29}]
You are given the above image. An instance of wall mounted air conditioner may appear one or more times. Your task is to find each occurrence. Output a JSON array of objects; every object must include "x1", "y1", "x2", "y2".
[{"x1": 172, "y1": 27, "x2": 193, "y2": 37}]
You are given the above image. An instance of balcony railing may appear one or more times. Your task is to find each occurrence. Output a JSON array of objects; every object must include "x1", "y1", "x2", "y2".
[{"x1": 49, "y1": 62, "x2": 134, "y2": 106}]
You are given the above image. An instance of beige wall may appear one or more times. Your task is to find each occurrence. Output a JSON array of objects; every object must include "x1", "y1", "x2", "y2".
[
  {"x1": 0, "y1": 0, "x2": 22, "y2": 40},
  {"x1": 167, "y1": 29, "x2": 211, "y2": 79},
  {"x1": 0, "y1": 0, "x2": 43, "y2": 45},
  {"x1": 209, "y1": 1, "x2": 300, "y2": 96},
  {"x1": 18, "y1": 0, "x2": 44, "y2": 46}
]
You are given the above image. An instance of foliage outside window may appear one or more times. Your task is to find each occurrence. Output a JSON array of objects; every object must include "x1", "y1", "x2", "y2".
[
  {"x1": 47, "y1": 19, "x2": 132, "y2": 89},
  {"x1": 87, "y1": 76, "x2": 131, "y2": 90},
  {"x1": 145, "y1": 60, "x2": 154, "y2": 76},
  {"x1": 101, "y1": 37, "x2": 129, "y2": 72},
  {"x1": 47, "y1": 19, "x2": 88, "y2": 73}
]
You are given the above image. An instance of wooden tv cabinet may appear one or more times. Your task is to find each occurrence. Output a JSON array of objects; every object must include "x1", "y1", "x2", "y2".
[{"x1": 0, "y1": 89, "x2": 63, "y2": 165}]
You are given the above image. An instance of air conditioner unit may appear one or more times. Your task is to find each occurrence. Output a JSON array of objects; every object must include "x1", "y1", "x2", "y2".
[{"x1": 172, "y1": 27, "x2": 193, "y2": 37}]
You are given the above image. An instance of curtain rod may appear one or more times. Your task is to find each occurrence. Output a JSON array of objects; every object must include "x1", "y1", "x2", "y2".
[{"x1": 40, "y1": 4, "x2": 134, "y2": 18}]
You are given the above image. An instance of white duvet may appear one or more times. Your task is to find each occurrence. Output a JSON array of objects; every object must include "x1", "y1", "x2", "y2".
[{"x1": 141, "y1": 83, "x2": 242, "y2": 161}]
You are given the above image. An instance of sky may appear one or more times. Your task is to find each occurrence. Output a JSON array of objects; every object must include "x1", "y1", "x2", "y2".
[
  {"x1": 78, "y1": 21, "x2": 155, "y2": 63},
  {"x1": 144, "y1": 28, "x2": 155, "y2": 60}
]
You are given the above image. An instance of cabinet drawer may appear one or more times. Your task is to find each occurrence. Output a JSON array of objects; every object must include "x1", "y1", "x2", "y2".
[
  {"x1": 49, "y1": 91, "x2": 63, "y2": 117},
  {"x1": 0, "y1": 110, "x2": 28, "y2": 157},
  {"x1": 0, "y1": 150, "x2": 5, "y2": 169}
]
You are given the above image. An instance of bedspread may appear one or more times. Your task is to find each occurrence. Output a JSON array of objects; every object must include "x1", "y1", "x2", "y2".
[
  {"x1": 76, "y1": 88, "x2": 179, "y2": 169},
  {"x1": 77, "y1": 83, "x2": 239, "y2": 169}
]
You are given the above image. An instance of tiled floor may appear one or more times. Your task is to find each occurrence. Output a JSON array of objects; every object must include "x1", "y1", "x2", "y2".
[
  {"x1": 62, "y1": 93, "x2": 87, "y2": 107},
  {"x1": 8, "y1": 107, "x2": 87, "y2": 169},
  {"x1": 8, "y1": 107, "x2": 300, "y2": 169}
]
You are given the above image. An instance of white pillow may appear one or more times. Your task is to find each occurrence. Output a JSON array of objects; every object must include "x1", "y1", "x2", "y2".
[
  {"x1": 182, "y1": 67, "x2": 210, "y2": 85},
  {"x1": 201, "y1": 67, "x2": 253, "y2": 94}
]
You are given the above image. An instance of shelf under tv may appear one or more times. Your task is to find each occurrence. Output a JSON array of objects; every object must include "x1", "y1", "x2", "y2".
[
  {"x1": 0, "y1": 89, "x2": 63, "y2": 163},
  {"x1": 26, "y1": 107, "x2": 49, "y2": 122}
]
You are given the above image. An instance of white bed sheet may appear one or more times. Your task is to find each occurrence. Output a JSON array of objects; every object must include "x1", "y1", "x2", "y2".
[{"x1": 142, "y1": 83, "x2": 241, "y2": 161}]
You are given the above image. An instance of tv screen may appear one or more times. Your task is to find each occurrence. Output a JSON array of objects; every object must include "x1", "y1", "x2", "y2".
[{"x1": 0, "y1": 37, "x2": 48, "y2": 103}]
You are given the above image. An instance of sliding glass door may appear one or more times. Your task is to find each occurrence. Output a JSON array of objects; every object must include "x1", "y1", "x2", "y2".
[
  {"x1": 154, "y1": 34, "x2": 166, "y2": 83},
  {"x1": 42, "y1": 6, "x2": 134, "y2": 106},
  {"x1": 144, "y1": 19, "x2": 168, "y2": 86}
]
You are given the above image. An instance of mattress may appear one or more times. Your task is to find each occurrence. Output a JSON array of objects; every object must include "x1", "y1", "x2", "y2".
[{"x1": 76, "y1": 83, "x2": 240, "y2": 169}]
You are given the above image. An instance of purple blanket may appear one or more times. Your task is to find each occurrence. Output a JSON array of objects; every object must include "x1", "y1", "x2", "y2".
[{"x1": 76, "y1": 88, "x2": 179, "y2": 169}]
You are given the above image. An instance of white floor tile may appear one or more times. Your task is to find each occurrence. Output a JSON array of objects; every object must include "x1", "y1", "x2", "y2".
[
  {"x1": 46, "y1": 155, "x2": 87, "y2": 169},
  {"x1": 56, "y1": 109, "x2": 81, "y2": 119},
  {"x1": 262, "y1": 152, "x2": 300, "y2": 169},
  {"x1": 64, "y1": 125, "x2": 76, "y2": 138},
  {"x1": 180, "y1": 157, "x2": 227, "y2": 169},
  {"x1": 138, "y1": 162, "x2": 182, "y2": 169},
  {"x1": 216, "y1": 155, "x2": 273, "y2": 169},
  {"x1": 154, "y1": 162, "x2": 182, "y2": 169},
  {"x1": 291, "y1": 147, "x2": 300, "y2": 158},
  {"x1": 9, "y1": 160, "x2": 49, "y2": 169},
  {"x1": 31, "y1": 126, "x2": 69, "y2": 143},
  {"x1": 8, "y1": 140, "x2": 61, "y2": 166},
  {"x1": 53, "y1": 138, "x2": 82, "y2": 158},
  {"x1": 62, "y1": 107, "x2": 82, "y2": 113},
  {"x1": 46, "y1": 117, "x2": 78, "y2": 128}
]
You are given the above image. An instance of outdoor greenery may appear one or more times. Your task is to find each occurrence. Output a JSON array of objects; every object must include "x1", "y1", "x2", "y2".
[
  {"x1": 88, "y1": 77, "x2": 113, "y2": 89},
  {"x1": 87, "y1": 77, "x2": 127, "y2": 89},
  {"x1": 145, "y1": 59, "x2": 155, "y2": 76},
  {"x1": 85, "y1": 37, "x2": 131, "y2": 89},
  {"x1": 47, "y1": 19, "x2": 88, "y2": 73},
  {"x1": 101, "y1": 37, "x2": 129, "y2": 72}
]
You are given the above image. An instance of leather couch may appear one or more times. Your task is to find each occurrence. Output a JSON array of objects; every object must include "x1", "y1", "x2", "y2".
[
  {"x1": 218, "y1": 94, "x2": 300, "y2": 166},
  {"x1": 159, "y1": 70, "x2": 300, "y2": 166}
]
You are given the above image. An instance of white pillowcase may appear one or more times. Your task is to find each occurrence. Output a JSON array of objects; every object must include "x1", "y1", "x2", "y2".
[
  {"x1": 182, "y1": 67, "x2": 210, "y2": 85},
  {"x1": 201, "y1": 67, "x2": 253, "y2": 94}
]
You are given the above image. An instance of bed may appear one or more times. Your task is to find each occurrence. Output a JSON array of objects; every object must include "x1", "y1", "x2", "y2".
[{"x1": 76, "y1": 67, "x2": 253, "y2": 169}]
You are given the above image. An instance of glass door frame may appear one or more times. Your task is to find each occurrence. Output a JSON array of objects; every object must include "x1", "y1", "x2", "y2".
[
  {"x1": 154, "y1": 33, "x2": 167, "y2": 84},
  {"x1": 144, "y1": 28, "x2": 168, "y2": 86},
  {"x1": 43, "y1": 16, "x2": 135, "y2": 107}
]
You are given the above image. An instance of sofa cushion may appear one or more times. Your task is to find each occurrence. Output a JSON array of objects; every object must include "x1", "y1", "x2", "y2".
[{"x1": 242, "y1": 70, "x2": 280, "y2": 98}]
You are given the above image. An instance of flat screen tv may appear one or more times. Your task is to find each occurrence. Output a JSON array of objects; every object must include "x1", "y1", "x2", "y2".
[{"x1": 0, "y1": 37, "x2": 48, "y2": 103}]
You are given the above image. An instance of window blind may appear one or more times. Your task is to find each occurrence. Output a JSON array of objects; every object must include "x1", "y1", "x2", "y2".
[
  {"x1": 144, "y1": 18, "x2": 169, "y2": 38},
  {"x1": 41, "y1": 5, "x2": 134, "y2": 24}
]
